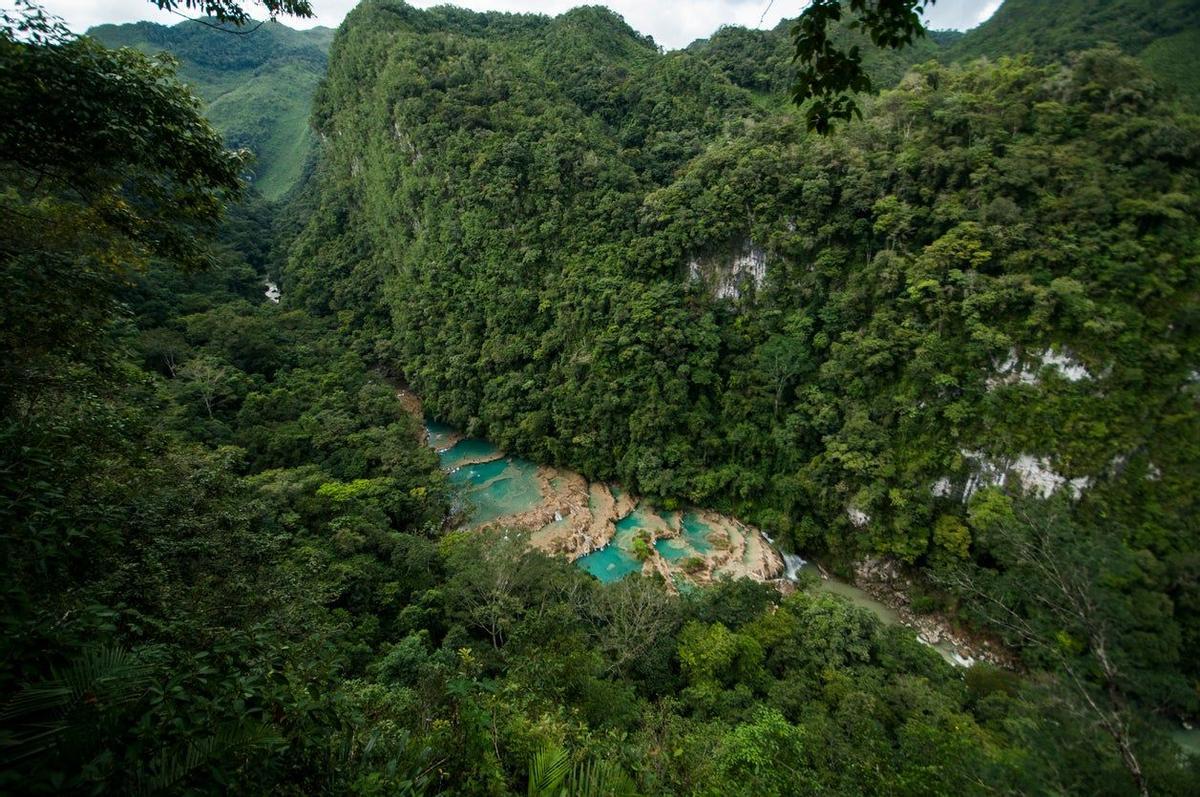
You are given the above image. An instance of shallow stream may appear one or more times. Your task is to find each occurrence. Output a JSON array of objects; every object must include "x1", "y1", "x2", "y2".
[
  {"x1": 424, "y1": 419, "x2": 1198, "y2": 748},
  {"x1": 426, "y1": 421, "x2": 753, "y2": 584}
]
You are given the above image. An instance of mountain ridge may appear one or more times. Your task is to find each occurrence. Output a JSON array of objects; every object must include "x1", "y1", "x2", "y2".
[
  {"x1": 949, "y1": 0, "x2": 1200, "y2": 108},
  {"x1": 89, "y1": 18, "x2": 333, "y2": 200}
]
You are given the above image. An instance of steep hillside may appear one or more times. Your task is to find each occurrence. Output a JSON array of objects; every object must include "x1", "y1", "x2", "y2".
[
  {"x1": 688, "y1": 16, "x2": 956, "y2": 99},
  {"x1": 89, "y1": 19, "x2": 333, "y2": 199},
  {"x1": 950, "y1": 0, "x2": 1200, "y2": 108},
  {"x1": 7, "y1": 1, "x2": 1200, "y2": 792},
  {"x1": 289, "y1": 1, "x2": 1200, "y2": 727}
]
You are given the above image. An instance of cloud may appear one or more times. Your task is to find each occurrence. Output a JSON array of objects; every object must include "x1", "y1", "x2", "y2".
[
  {"x1": 920, "y1": 0, "x2": 1001, "y2": 31},
  {"x1": 29, "y1": 0, "x2": 1001, "y2": 49},
  {"x1": 974, "y1": 0, "x2": 1003, "y2": 25},
  {"x1": 28, "y1": 0, "x2": 177, "y2": 30}
]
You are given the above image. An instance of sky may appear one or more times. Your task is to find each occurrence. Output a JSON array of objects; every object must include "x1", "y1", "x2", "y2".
[{"x1": 29, "y1": 0, "x2": 1003, "y2": 50}]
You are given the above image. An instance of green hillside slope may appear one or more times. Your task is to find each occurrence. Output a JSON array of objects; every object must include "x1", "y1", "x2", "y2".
[
  {"x1": 950, "y1": 0, "x2": 1200, "y2": 109},
  {"x1": 89, "y1": 19, "x2": 332, "y2": 199},
  {"x1": 7, "y1": 1, "x2": 1200, "y2": 792},
  {"x1": 951, "y1": 0, "x2": 1200, "y2": 59},
  {"x1": 687, "y1": 16, "x2": 956, "y2": 100},
  {"x1": 290, "y1": 0, "x2": 1200, "y2": 732}
]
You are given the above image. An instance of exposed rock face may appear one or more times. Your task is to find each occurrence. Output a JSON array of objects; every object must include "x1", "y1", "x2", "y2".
[
  {"x1": 959, "y1": 449, "x2": 1091, "y2": 501},
  {"x1": 847, "y1": 507, "x2": 871, "y2": 527},
  {"x1": 987, "y1": 346, "x2": 1092, "y2": 389},
  {"x1": 688, "y1": 239, "x2": 766, "y2": 301}
]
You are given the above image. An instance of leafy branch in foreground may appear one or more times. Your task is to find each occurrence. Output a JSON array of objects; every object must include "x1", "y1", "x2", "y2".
[
  {"x1": 0, "y1": 1, "x2": 245, "y2": 412},
  {"x1": 791, "y1": 0, "x2": 935, "y2": 132},
  {"x1": 149, "y1": 0, "x2": 314, "y2": 27}
]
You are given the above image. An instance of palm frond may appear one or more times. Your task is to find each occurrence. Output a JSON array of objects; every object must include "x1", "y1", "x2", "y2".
[
  {"x1": 136, "y1": 719, "x2": 281, "y2": 794},
  {"x1": 0, "y1": 645, "x2": 152, "y2": 723},
  {"x1": 568, "y1": 757, "x2": 638, "y2": 797},
  {"x1": 525, "y1": 744, "x2": 638, "y2": 797},
  {"x1": 527, "y1": 742, "x2": 569, "y2": 797},
  {"x1": 0, "y1": 644, "x2": 153, "y2": 764}
]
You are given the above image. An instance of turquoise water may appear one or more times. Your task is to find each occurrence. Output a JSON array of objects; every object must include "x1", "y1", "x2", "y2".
[
  {"x1": 577, "y1": 543, "x2": 645, "y2": 582},
  {"x1": 440, "y1": 437, "x2": 502, "y2": 470},
  {"x1": 447, "y1": 456, "x2": 542, "y2": 525},
  {"x1": 427, "y1": 420, "x2": 542, "y2": 526},
  {"x1": 426, "y1": 420, "x2": 721, "y2": 585},
  {"x1": 681, "y1": 513, "x2": 716, "y2": 554},
  {"x1": 615, "y1": 507, "x2": 660, "y2": 535},
  {"x1": 654, "y1": 511, "x2": 716, "y2": 563},
  {"x1": 576, "y1": 507, "x2": 661, "y2": 582},
  {"x1": 654, "y1": 537, "x2": 692, "y2": 563},
  {"x1": 426, "y1": 421, "x2": 459, "y2": 450}
]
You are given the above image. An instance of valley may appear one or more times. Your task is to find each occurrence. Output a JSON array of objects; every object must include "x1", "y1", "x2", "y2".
[
  {"x1": 417, "y1": 398, "x2": 1017, "y2": 670},
  {"x1": 3, "y1": 0, "x2": 1199, "y2": 793}
]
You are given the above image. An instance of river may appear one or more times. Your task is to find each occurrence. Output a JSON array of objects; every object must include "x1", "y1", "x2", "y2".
[
  {"x1": 423, "y1": 415, "x2": 1200, "y2": 750},
  {"x1": 425, "y1": 419, "x2": 976, "y2": 667}
]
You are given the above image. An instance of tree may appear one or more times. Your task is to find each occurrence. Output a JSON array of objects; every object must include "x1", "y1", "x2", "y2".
[
  {"x1": 444, "y1": 529, "x2": 541, "y2": 650},
  {"x1": 791, "y1": 0, "x2": 935, "y2": 132},
  {"x1": 710, "y1": 707, "x2": 818, "y2": 797},
  {"x1": 938, "y1": 502, "x2": 1180, "y2": 797},
  {"x1": 148, "y1": 0, "x2": 313, "y2": 27},
  {"x1": 178, "y1": 355, "x2": 234, "y2": 418},
  {"x1": 0, "y1": 2, "x2": 245, "y2": 411},
  {"x1": 758, "y1": 334, "x2": 809, "y2": 419},
  {"x1": 587, "y1": 576, "x2": 679, "y2": 677}
]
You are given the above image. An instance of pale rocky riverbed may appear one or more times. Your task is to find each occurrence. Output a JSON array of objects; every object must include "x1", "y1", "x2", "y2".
[
  {"x1": 396, "y1": 399, "x2": 1200, "y2": 744},
  {"x1": 397, "y1": 389, "x2": 996, "y2": 668}
]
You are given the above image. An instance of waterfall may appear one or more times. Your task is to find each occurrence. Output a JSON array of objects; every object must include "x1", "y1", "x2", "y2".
[{"x1": 783, "y1": 553, "x2": 806, "y2": 581}]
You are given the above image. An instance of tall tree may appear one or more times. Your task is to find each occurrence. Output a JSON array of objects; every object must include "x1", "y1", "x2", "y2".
[{"x1": 0, "y1": 1, "x2": 245, "y2": 411}]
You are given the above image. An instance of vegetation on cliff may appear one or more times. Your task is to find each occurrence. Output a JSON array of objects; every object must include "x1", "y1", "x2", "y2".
[
  {"x1": 2, "y1": 0, "x2": 1199, "y2": 792},
  {"x1": 89, "y1": 17, "x2": 333, "y2": 199}
]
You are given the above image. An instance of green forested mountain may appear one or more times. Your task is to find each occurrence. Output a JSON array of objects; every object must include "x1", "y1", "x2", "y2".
[
  {"x1": 287, "y1": 0, "x2": 1200, "y2": 786},
  {"x1": 89, "y1": 18, "x2": 333, "y2": 199},
  {"x1": 4, "y1": 0, "x2": 1200, "y2": 794},
  {"x1": 949, "y1": 0, "x2": 1200, "y2": 109},
  {"x1": 687, "y1": 15, "x2": 957, "y2": 99},
  {"x1": 951, "y1": 0, "x2": 1200, "y2": 58},
  {"x1": 295, "y1": 0, "x2": 1198, "y2": 569}
]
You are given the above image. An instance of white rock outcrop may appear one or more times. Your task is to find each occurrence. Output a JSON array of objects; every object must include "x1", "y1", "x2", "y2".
[
  {"x1": 847, "y1": 507, "x2": 871, "y2": 527},
  {"x1": 688, "y1": 239, "x2": 766, "y2": 301},
  {"x1": 959, "y1": 449, "x2": 1091, "y2": 500},
  {"x1": 987, "y1": 346, "x2": 1091, "y2": 389}
]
